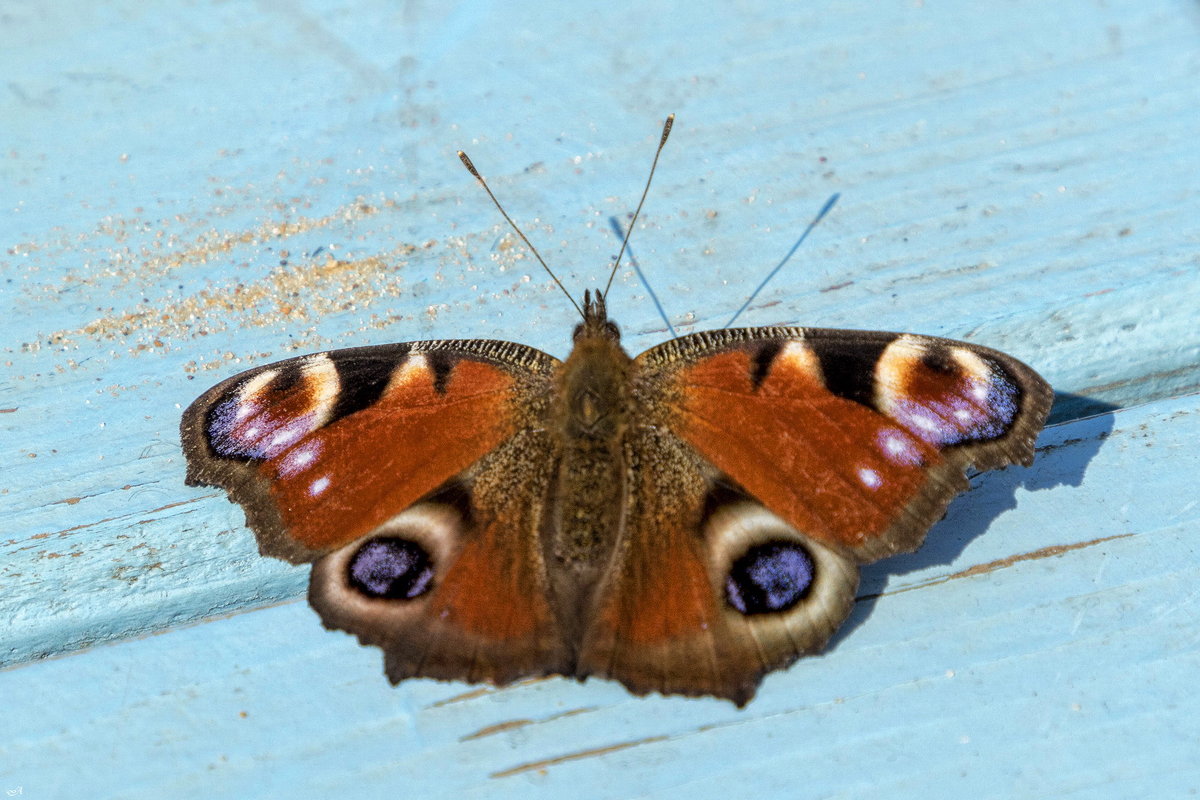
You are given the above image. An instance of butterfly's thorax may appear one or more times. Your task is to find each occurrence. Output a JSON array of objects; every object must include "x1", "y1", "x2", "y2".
[{"x1": 557, "y1": 335, "x2": 632, "y2": 440}]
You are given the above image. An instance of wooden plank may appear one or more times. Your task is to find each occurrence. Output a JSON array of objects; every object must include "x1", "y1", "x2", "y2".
[
  {"x1": 4, "y1": 0, "x2": 1199, "y2": 668},
  {"x1": 1, "y1": 393, "x2": 1195, "y2": 796},
  {"x1": 2, "y1": 0, "x2": 1198, "y2": 795}
]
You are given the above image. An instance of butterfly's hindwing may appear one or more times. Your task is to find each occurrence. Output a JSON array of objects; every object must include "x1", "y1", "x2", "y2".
[
  {"x1": 576, "y1": 424, "x2": 859, "y2": 705},
  {"x1": 308, "y1": 425, "x2": 573, "y2": 687}
]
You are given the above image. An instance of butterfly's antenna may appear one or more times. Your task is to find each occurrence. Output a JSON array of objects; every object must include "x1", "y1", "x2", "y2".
[
  {"x1": 602, "y1": 114, "x2": 675, "y2": 301},
  {"x1": 608, "y1": 216, "x2": 678, "y2": 338},
  {"x1": 458, "y1": 150, "x2": 584, "y2": 319},
  {"x1": 723, "y1": 192, "x2": 840, "y2": 329}
]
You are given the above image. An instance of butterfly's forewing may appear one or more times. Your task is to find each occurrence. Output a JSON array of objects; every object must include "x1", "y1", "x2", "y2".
[
  {"x1": 578, "y1": 327, "x2": 1051, "y2": 704},
  {"x1": 656, "y1": 328, "x2": 1053, "y2": 561},
  {"x1": 181, "y1": 340, "x2": 574, "y2": 685}
]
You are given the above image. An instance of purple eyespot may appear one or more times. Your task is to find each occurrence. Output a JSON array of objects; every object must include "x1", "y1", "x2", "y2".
[
  {"x1": 726, "y1": 542, "x2": 815, "y2": 615},
  {"x1": 348, "y1": 538, "x2": 435, "y2": 600}
]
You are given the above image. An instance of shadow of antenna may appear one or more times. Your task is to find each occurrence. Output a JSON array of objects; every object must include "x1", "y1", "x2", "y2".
[
  {"x1": 724, "y1": 192, "x2": 840, "y2": 328},
  {"x1": 608, "y1": 215, "x2": 679, "y2": 338}
]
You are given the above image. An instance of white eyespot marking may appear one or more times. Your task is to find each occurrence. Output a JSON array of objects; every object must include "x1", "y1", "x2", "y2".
[
  {"x1": 911, "y1": 412, "x2": 941, "y2": 433},
  {"x1": 212, "y1": 370, "x2": 276, "y2": 439},
  {"x1": 298, "y1": 353, "x2": 341, "y2": 426},
  {"x1": 777, "y1": 341, "x2": 823, "y2": 383},
  {"x1": 389, "y1": 353, "x2": 431, "y2": 392},
  {"x1": 210, "y1": 360, "x2": 342, "y2": 460},
  {"x1": 874, "y1": 334, "x2": 930, "y2": 418},
  {"x1": 858, "y1": 467, "x2": 882, "y2": 489},
  {"x1": 239, "y1": 370, "x2": 279, "y2": 407},
  {"x1": 268, "y1": 425, "x2": 305, "y2": 451},
  {"x1": 952, "y1": 347, "x2": 991, "y2": 380},
  {"x1": 278, "y1": 441, "x2": 322, "y2": 479},
  {"x1": 950, "y1": 348, "x2": 995, "y2": 404},
  {"x1": 308, "y1": 476, "x2": 331, "y2": 497},
  {"x1": 881, "y1": 429, "x2": 907, "y2": 454},
  {"x1": 874, "y1": 338, "x2": 1020, "y2": 447},
  {"x1": 878, "y1": 428, "x2": 924, "y2": 466}
]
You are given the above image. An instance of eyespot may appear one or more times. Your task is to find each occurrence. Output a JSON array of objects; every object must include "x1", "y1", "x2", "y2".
[
  {"x1": 725, "y1": 541, "x2": 815, "y2": 615},
  {"x1": 347, "y1": 537, "x2": 435, "y2": 600}
]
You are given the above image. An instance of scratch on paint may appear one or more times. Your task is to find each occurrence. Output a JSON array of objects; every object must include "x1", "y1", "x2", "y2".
[
  {"x1": 463, "y1": 718, "x2": 536, "y2": 740},
  {"x1": 430, "y1": 686, "x2": 499, "y2": 706},
  {"x1": 30, "y1": 493, "x2": 220, "y2": 540},
  {"x1": 460, "y1": 707, "x2": 597, "y2": 741},
  {"x1": 1169, "y1": 500, "x2": 1197, "y2": 520},
  {"x1": 429, "y1": 676, "x2": 562, "y2": 708},
  {"x1": 1079, "y1": 364, "x2": 1200, "y2": 396},
  {"x1": 1151, "y1": 586, "x2": 1200, "y2": 623},
  {"x1": 864, "y1": 533, "x2": 1134, "y2": 600},
  {"x1": 491, "y1": 735, "x2": 670, "y2": 779},
  {"x1": 1070, "y1": 607, "x2": 1087, "y2": 636}
]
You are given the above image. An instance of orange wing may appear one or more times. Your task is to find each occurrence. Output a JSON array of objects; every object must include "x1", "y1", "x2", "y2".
[
  {"x1": 181, "y1": 340, "x2": 573, "y2": 686},
  {"x1": 576, "y1": 425, "x2": 860, "y2": 705},
  {"x1": 576, "y1": 326, "x2": 1050, "y2": 705},
  {"x1": 644, "y1": 327, "x2": 1053, "y2": 562}
]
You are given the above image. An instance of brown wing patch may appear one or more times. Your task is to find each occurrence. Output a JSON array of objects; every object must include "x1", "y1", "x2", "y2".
[
  {"x1": 309, "y1": 429, "x2": 572, "y2": 687},
  {"x1": 428, "y1": 509, "x2": 544, "y2": 640},
  {"x1": 264, "y1": 357, "x2": 514, "y2": 552},
  {"x1": 576, "y1": 431, "x2": 733, "y2": 700},
  {"x1": 577, "y1": 428, "x2": 859, "y2": 706}
]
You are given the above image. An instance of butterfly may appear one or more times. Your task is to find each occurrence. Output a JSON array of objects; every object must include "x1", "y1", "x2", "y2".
[{"x1": 180, "y1": 117, "x2": 1053, "y2": 706}]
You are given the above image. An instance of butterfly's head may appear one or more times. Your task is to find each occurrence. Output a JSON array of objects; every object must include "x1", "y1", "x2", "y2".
[{"x1": 574, "y1": 289, "x2": 621, "y2": 343}]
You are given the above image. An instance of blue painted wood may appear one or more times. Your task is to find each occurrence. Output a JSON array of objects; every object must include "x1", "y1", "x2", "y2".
[
  {"x1": 2, "y1": 396, "x2": 1196, "y2": 796},
  {"x1": 2, "y1": 0, "x2": 1198, "y2": 796}
]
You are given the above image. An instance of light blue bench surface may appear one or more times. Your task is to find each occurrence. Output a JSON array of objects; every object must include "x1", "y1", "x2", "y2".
[{"x1": 3, "y1": 1, "x2": 1198, "y2": 797}]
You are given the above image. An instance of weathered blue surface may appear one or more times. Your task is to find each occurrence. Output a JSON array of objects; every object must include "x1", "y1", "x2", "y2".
[{"x1": 2, "y1": 0, "x2": 1198, "y2": 796}]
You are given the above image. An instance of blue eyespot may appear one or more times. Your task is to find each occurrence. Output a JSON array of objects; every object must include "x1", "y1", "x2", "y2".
[
  {"x1": 348, "y1": 538, "x2": 435, "y2": 600},
  {"x1": 725, "y1": 542, "x2": 815, "y2": 615}
]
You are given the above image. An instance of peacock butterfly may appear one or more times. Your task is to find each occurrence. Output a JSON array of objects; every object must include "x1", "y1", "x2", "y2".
[{"x1": 180, "y1": 117, "x2": 1052, "y2": 705}]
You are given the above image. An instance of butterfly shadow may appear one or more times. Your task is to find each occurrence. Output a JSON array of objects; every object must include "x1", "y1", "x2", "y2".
[{"x1": 831, "y1": 391, "x2": 1119, "y2": 646}]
